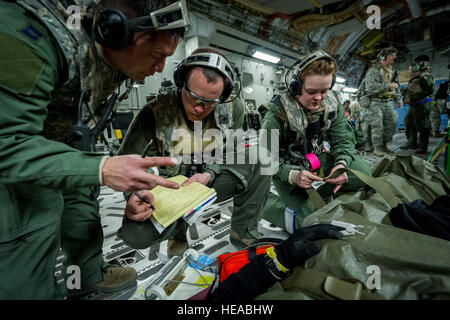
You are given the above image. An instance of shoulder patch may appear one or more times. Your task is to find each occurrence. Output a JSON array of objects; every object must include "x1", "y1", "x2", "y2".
[
  {"x1": 21, "y1": 24, "x2": 43, "y2": 41},
  {"x1": 0, "y1": 32, "x2": 45, "y2": 95}
]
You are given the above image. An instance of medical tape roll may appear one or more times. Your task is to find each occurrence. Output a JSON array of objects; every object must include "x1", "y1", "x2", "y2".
[
  {"x1": 306, "y1": 153, "x2": 320, "y2": 171},
  {"x1": 145, "y1": 249, "x2": 199, "y2": 300}
]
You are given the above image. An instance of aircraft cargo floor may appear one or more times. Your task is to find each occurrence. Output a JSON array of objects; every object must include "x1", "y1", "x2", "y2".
[{"x1": 55, "y1": 130, "x2": 448, "y2": 300}]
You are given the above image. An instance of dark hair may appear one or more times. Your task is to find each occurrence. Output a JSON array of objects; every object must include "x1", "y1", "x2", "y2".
[{"x1": 99, "y1": 0, "x2": 185, "y2": 38}]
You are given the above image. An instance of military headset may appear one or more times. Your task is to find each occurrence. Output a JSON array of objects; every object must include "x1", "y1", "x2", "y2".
[
  {"x1": 283, "y1": 50, "x2": 337, "y2": 170},
  {"x1": 286, "y1": 50, "x2": 337, "y2": 98},
  {"x1": 411, "y1": 55, "x2": 430, "y2": 72},
  {"x1": 173, "y1": 51, "x2": 240, "y2": 104},
  {"x1": 75, "y1": 1, "x2": 188, "y2": 152},
  {"x1": 377, "y1": 47, "x2": 397, "y2": 61},
  {"x1": 411, "y1": 62, "x2": 424, "y2": 72},
  {"x1": 93, "y1": 0, "x2": 189, "y2": 50}
]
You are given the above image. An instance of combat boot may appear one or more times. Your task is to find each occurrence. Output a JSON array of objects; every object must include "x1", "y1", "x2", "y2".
[
  {"x1": 364, "y1": 142, "x2": 374, "y2": 152},
  {"x1": 91, "y1": 266, "x2": 137, "y2": 293},
  {"x1": 167, "y1": 221, "x2": 188, "y2": 256},
  {"x1": 373, "y1": 146, "x2": 386, "y2": 157},
  {"x1": 229, "y1": 228, "x2": 257, "y2": 249},
  {"x1": 382, "y1": 143, "x2": 394, "y2": 154},
  {"x1": 415, "y1": 129, "x2": 430, "y2": 155},
  {"x1": 167, "y1": 238, "x2": 188, "y2": 256},
  {"x1": 399, "y1": 143, "x2": 417, "y2": 149},
  {"x1": 415, "y1": 149, "x2": 428, "y2": 154},
  {"x1": 67, "y1": 265, "x2": 137, "y2": 299},
  {"x1": 399, "y1": 138, "x2": 417, "y2": 149}
]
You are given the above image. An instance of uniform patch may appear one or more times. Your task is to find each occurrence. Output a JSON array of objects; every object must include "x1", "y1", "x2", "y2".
[
  {"x1": 0, "y1": 32, "x2": 46, "y2": 95},
  {"x1": 21, "y1": 24, "x2": 43, "y2": 41}
]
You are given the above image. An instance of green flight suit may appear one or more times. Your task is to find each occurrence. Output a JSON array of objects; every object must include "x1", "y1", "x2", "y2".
[
  {"x1": 259, "y1": 91, "x2": 371, "y2": 233},
  {"x1": 116, "y1": 90, "x2": 272, "y2": 248},
  {"x1": 0, "y1": 1, "x2": 116, "y2": 299}
]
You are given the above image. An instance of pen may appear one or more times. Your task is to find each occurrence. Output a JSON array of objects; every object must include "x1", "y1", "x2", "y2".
[
  {"x1": 134, "y1": 190, "x2": 158, "y2": 213},
  {"x1": 134, "y1": 139, "x2": 158, "y2": 213}
]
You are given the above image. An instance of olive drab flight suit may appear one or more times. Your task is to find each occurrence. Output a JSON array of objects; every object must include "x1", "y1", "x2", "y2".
[
  {"x1": 0, "y1": 0, "x2": 125, "y2": 299},
  {"x1": 403, "y1": 70, "x2": 435, "y2": 152},
  {"x1": 116, "y1": 89, "x2": 272, "y2": 248},
  {"x1": 259, "y1": 91, "x2": 371, "y2": 233}
]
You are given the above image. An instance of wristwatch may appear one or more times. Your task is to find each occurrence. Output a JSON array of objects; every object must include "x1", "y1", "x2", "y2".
[{"x1": 203, "y1": 168, "x2": 217, "y2": 187}]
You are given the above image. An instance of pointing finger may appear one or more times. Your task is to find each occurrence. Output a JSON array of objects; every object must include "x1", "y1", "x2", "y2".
[
  {"x1": 144, "y1": 174, "x2": 180, "y2": 190},
  {"x1": 140, "y1": 157, "x2": 178, "y2": 168}
]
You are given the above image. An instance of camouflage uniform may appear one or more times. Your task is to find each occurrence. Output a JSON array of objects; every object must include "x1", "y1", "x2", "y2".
[
  {"x1": 0, "y1": 0, "x2": 126, "y2": 299},
  {"x1": 258, "y1": 90, "x2": 371, "y2": 233},
  {"x1": 430, "y1": 100, "x2": 442, "y2": 137},
  {"x1": 116, "y1": 89, "x2": 272, "y2": 249},
  {"x1": 355, "y1": 78, "x2": 372, "y2": 151},
  {"x1": 364, "y1": 64, "x2": 401, "y2": 155},
  {"x1": 349, "y1": 101, "x2": 363, "y2": 129},
  {"x1": 402, "y1": 69, "x2": 435, "y2": 153},
  {"x1": 430, "y1": 81, "x2": 449, "y2": 137},
  {"x1": 348, "y1": 101, "x2": 366, "y2": 149}
]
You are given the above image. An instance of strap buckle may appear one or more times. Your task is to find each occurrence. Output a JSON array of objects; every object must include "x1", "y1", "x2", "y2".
[{"x1": 331, "y1": 220, "x2": 365, "y2": 236}]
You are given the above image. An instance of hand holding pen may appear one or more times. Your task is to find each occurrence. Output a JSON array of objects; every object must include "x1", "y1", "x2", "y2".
[
  {"x1": 122, "y1": 139, "x2": 180, "y2": 221},
  {"x1": 133, "y1": 189, "x2": 158, "y2": 213},
  {"x1": 126, "y1": 189, "x2": 157, "y2": 221}
]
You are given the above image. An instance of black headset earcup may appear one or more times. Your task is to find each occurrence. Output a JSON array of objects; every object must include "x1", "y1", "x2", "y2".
[
  {"x1": 287, "y1": 51, "x2": 337, "y2": 97},
  {"x1": 220, "y1": 83, "x2": 233, "y2": 103},
  {"x1": 289, "y1": 77, "x2": 302, "y2": 97},
  {"x1": 173, "y1": 60, "x2": 186, "y2": 88},
  {"x1": 331, "y1": 76, "x2": 336, "y2": 89},
  {"x1": 94, "y1": 8, "x2": 132, "y2": 50}
]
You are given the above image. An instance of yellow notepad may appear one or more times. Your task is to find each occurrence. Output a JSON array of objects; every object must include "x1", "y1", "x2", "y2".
[{"x1": 151, "y1": 175, "x2": 216, "y2": 228}]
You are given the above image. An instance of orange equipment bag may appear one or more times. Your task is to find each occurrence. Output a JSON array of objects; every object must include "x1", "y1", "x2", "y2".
[{"x1": 218, "y1": 244, "x2": 274, "y2": 282}]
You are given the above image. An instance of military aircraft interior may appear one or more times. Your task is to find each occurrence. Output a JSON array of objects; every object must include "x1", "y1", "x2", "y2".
[
  {"x1": 60, "y1": 0, "x2": 448, "y2": 301},
  {"x1": 2, "y1": 0, "x2": 449, "y2": 302}
]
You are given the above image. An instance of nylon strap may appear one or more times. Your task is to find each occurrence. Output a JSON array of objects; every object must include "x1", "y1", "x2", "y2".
[
  {"x1": 306, "y1": 167, "x2": 400, "y2": 210},
  {"x1": 346, "y1": 168, "x2": 400, "y2": 208},
  {"x1": 410, "y1": 98, "x2": 433, "y2": 107}
]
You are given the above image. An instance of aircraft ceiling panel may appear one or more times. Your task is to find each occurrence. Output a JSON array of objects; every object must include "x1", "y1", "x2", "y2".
[
  {"x1": 236, "y1": 0, "x2": 344, "y2": 15},
  {"x1": 209, "y1": 30, "x2": 251, "y2": 53}
]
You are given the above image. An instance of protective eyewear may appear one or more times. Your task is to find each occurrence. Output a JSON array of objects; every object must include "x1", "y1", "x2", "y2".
[{"x1": 183, "y1": 85, "x2": 221, "y2": 107}]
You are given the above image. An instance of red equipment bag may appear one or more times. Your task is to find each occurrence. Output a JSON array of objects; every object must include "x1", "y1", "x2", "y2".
[
  {"x1": 218, "y1": 245, "x2": 273, "y2": 282},
  {"x1": 218, "y1": 237, "x2": 282, "y2": 282}
]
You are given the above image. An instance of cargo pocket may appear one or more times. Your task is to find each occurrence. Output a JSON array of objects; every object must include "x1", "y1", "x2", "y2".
[{"x1": 0, "y1": 184, "x2": 64, "y2": 299}]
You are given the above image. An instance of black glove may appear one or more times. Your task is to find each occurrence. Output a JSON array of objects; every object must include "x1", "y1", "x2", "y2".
[{"x1": 275, "y1": 224, "x2": 344, "y2": 270}]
